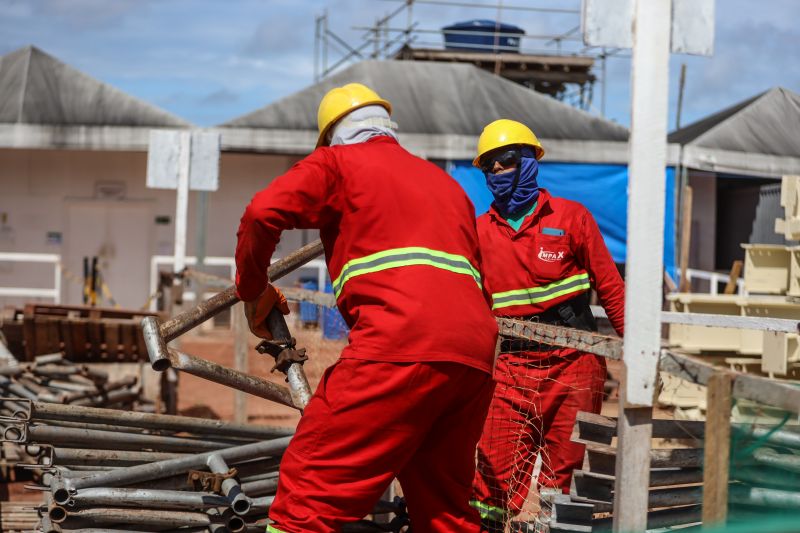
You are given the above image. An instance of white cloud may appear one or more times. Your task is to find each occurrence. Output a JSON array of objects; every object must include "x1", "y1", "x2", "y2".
[{"x1": 1, "y1": 0, "x2": 797, "y2": 127}]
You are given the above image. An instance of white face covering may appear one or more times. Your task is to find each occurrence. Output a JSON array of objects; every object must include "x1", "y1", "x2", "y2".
[{"x1": 328, "y1": 105, "x2": 399, "y2": 146}]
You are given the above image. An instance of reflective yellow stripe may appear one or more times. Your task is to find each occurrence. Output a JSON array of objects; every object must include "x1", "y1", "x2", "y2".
[
  {"x1": 491, "y1": 272, "x2": 590, "y2": 310},
  {"x1": 469, "y1": 499, "x2": 508, "y2": 520},
  {"x1": 331, "y1": 246, "x2": 482, "y2": 298},
  {"x1": 266, "y1": 526, "x2": 285, "y2": 533}
]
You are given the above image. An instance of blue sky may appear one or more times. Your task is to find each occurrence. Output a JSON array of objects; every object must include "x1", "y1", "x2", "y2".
[{"x1": 1, "y1": 0, "x2": 798, "y2": 128}]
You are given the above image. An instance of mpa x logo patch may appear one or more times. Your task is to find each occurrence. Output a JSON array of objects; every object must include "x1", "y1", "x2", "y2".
[{"x1": 537, "y1": 247, "x2": 565, "y2": 263}]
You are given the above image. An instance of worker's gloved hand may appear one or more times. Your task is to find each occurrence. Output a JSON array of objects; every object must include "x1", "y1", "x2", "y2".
[{"x1": 244, "y1": 284, "x2": 290, "y2": 339}]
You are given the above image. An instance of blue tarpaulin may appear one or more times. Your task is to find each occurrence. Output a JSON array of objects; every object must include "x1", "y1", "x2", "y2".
[{"x1": 448, "y1": 161, "x2": 676, "y2": 273}]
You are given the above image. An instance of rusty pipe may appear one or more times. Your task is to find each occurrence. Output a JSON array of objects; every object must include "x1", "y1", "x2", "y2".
[
  {"x1": 27, "y1": 424, "x2": 235, "y2": 453},
  {"x1": 65, "y1": 487, "x2": 230, "y2": 510},
  {"x1": 47, "y1": 448, "x2": 189, "y2": 467},
  {"x1": 59, "y1": 376, "x2": 138, "y2": 404},
  {"x1": 163, "y1": 348, "x2": 295, "y2": 409},
  {"x1": 49, "y1": 507, "x2": 219, "y2": 528},
  {"x1": 20, "y1": 400, "x2": 292, "y2": 440},
  {"x1": 158, "y1": 239, "x2": 324, "y2": 343}
]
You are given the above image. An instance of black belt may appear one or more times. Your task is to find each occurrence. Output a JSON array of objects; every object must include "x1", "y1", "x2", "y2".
[{"x1": 499, "y1": 293, "x2": 597, "y2": 353}]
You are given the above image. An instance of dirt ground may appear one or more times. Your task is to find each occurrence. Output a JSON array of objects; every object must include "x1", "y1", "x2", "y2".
[
  {"x1": 174, "y1": 331, "x2": 665, "y2": 428},
  {"x1": 177, "y1": 323, "x2": 345, "y2": 427}
]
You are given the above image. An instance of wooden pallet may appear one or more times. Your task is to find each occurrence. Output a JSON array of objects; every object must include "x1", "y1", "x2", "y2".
[
  {"x1": 0, "y1": 501, "x2": 40, "y2": 533},
  {"x1": 551, "y1": 412, "x2": 706, "y2": 532},
  {"x1": 550, "y1": 410, "x2": 800, "y2": 532},
  {"x1": 1, "y1": 304, "x2": 162, "y2": 362}
]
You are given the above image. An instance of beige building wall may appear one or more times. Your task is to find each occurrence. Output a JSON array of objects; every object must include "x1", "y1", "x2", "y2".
[{"x1": 0, "y1": 148, "x2": 312, "y2": 310}]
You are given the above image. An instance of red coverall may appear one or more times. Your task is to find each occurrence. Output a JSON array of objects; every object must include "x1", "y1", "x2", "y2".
[
  {"x1": 470, "y1": 188, "x2": 625, "y2": 524},
  {"x1": 236, "y1": 136, "x2": 498, "y2": 533}
]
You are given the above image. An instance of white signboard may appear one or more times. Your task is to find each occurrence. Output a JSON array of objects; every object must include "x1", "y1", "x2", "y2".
[
  {"x1": 146, "y1": 130, "x2": 220, "y2": 191},
  {"x1": 582, "y1": 0, "x2": 634, "y2": 49},
  {"x1": 146, "y1": 130, "x2": 183, "y2": 190},
  {"x1": 582, "y1": 0, "x2": 715, "y2": 56},
  {"x1": 188, "y1": 131, "x2": 222, "y2": 191},
  {"x1": 671, "y1": 0, "x2": 715, "y2": 56}
]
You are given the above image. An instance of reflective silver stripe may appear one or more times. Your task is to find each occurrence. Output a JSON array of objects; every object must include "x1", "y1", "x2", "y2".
[
  {"x1": 331, "y1": 247, "x2": 482, "y2": 298},
  {"x1": 491, "y1": 272, "x2": 590, "y2": 310}
]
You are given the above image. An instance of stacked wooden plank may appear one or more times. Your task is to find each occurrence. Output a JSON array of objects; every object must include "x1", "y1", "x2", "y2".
[
  {"x1": 548, "y1": 412, "x2": 704, "y2": 532},
  {"x1": 0, "y1": 304, "x2": 162, "y2": 363},
  {"x1": 0, "y1": 501, "x2": 39, "y2": 532}
]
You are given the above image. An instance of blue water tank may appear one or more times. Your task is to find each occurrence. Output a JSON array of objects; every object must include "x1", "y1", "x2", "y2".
[
  {"x1": 442, "y1": 19, "x2": 524, "y2": 54},
  {"x1": 322, "y1": 279, "x2": 350, "y2": 340}
]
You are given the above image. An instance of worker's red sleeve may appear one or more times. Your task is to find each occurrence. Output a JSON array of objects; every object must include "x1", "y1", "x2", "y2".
[
  {"x1": 235, "y1": 150, "x2": 338, "y2": 302},
  {"x1": 575, "y1": 210, "x2": 625, "y2": 336}
]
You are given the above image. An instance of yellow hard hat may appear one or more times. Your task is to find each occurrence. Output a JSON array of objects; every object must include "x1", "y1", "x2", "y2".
[
  {"x1": 316, "y1": 83, "x2": 392, "y2": 148},
  {"x1": 473, "y1": 119, "x2": 545, "y2": 167}
]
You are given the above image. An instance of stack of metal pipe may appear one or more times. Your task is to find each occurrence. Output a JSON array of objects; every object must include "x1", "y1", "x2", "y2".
[
  {"x1": 7, "y1": 402, "x2": 407, "y2": 533},
  {"x1": 1, "y1": 401, "x2": 293, "y2": 532},
  {"x1": 727, "y1": 423, "x2": 800, "y2": 514},
  {"x1": 0, "y1": 353, "x2": 147, "y2": 416}
]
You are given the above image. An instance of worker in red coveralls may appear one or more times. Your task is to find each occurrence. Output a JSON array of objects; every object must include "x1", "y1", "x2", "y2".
[
  {"x1": 468, "y1": 120, "x2": 625, "y2": 533},
  {"x1": 235, "y1": 83, "x2": 499, "y2": 533}
]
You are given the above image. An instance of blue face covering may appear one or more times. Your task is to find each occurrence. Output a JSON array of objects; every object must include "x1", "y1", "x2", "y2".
[{"x1": 485, "y1": 148, "x2": 540, "y2": 218}]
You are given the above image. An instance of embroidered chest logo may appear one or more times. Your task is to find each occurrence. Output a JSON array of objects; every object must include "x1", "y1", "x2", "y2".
[{"x1": 537, "y1": 247, "x2": 565, "y2": 263}]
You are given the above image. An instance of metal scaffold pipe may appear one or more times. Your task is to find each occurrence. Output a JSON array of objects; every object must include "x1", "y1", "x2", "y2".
[
  {"x1": 58, "y1": 436, "x2": 292, "y2": 500},
  {"x1": 63, "y1": 487, "x2": 230, "y2": 510},
  {"x1": 207, "y1": 453, "x2": 252, "y2": 515},
  {"x1": 158, "y1": 239, "x2": 324, "y2": 343},
  {"x1": 16, "y1": 400, "x2": 292, "y2": 440},
  {"x1": 47, "y1": 507, "x2": 221, "y2": 528},
  {"x1": 26, "y1": 424, "x2": 235, "y2": 453},
  {"x1": 165, "y1": 348, "x2": 296, "y2": 408}
]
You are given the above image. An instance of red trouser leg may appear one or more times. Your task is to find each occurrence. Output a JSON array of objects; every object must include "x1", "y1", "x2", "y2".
[
  {"x1": 472, "y1": 354, "x2": 543, "y2": 525},
  {"x1": 472, "y1": 351, "x2": 607, "y2": 526},
  {"x1": 537, "y1": 353, "x2": 606, "y2": 492},
  {"x1": 398, "y1": 364, "x2": 495, "y2": 533},
  {"x1": 268, "y1": 359, "x2": 494, "y2": 533}
]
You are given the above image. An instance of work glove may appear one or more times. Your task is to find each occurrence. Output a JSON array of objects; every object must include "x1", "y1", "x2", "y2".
[{"x1": 243, "y1": 284, "x2": 290, "y2": 339}]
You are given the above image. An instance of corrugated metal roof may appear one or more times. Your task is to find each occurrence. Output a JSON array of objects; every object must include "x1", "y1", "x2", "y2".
[
  {"x1": 669, "y1": 87, "x2": 800, "y2": 157},
  {"x1": 221, "y1": 60, "x2": 628, "y2": 142},
  {"x1": 0, "y1": 45, "x2": 189, "y2": 128}
]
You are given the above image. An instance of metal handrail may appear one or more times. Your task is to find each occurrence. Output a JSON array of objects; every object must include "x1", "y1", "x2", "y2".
[
  {"x1": 678, "y1": 268, "x2": 746, "y2": 295},
  {"x1": 0, "y1": 252, "x2": 61, "y2": 303}
]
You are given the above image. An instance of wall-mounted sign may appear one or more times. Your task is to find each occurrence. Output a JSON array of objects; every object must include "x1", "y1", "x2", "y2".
[{"x1": 146, "y1": 130, "x2": 221, "y2": 192}]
